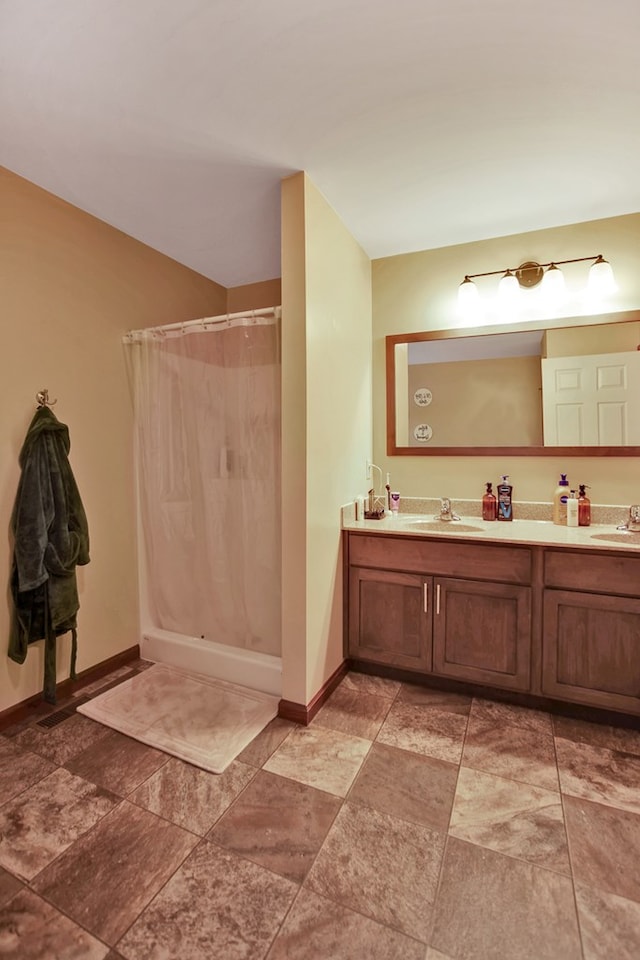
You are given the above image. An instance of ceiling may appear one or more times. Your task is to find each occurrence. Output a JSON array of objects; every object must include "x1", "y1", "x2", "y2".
[{"x1": 2, "y1": 0, "x2": 639, "y2": 288}]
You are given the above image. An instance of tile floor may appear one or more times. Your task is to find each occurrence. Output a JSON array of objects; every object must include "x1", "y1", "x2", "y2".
[{"x1": 1, "y1": 661, "x2": 639, "y2": 959}]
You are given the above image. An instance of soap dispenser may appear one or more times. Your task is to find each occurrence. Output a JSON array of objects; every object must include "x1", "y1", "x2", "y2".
[
  {"x1": 567, "y1": 490, "x2": 579, "y2": 527},
  {"x1": 553, "y1": 473, "x2": 569, "y2": 525},
  {"x1": 482, "y1": 482, "x2": 497, "y2": 521},
  {"x1": 578, "y1": 484, "x2": 591, "y2": 527},
  {"x1": 497, "y1": 475, "x2": 513, "y2": 521}
]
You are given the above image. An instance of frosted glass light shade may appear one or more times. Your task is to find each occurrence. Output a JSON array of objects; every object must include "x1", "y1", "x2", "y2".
[
  {"x1": 458, "y1": 277, "x2": 480, "y2": 314},
  {"x1": 587, "y1": 256, "x2": 617, "y2": 297},
  {"x1": 497, "y1": 270, "x2": 520, "y2": 308},
  {"x1": 541, "y1": 263, "x2": 566, "y2": 301}
]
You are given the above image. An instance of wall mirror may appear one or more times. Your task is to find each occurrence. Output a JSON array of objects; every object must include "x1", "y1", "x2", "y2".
[{"x1": 386, "y1": 309, "x2": 640, "y2": 456}]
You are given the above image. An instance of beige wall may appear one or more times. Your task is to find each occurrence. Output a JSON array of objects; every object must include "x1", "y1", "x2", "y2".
[
  {"x1": 281, "y1": 173, "x2": 372, "y2": 704},
  {"x1": 544, "y1": 319, "x2": 640, "y2": 357},
  {"x1": 373, "y1": 214, "x2": 640, "y2": 505},
  {"x1": 227, "y1": 278, "x2": 281, "y2": 313},
  {"x1": 0, "y1": 167, "x2": 226, "y2": 711},
  {"x1": 408, "y1": 355, "x2": 543, "y2": 447}
]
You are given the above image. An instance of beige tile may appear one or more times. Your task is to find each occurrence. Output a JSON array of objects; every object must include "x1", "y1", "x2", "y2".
[
  {"x1": 426, "y1": 949, "x2": 455, "y2": 960},
  {"x1": 449, "y1": 766, "x2": 570, "y2": 874},
  {"x1": 267, "y1": 887, "x2": 426, "y2": 960},
  {"x1": 65, "y1": 729, "x2": 169, "y2": 796},
  {"x1": 72, "y1": 667, "x2": 135, "y2": 698},
  {"x1": 307, "y1": 800, "x2": 446, "y2": 942},
  {"x1": 339, "y1": 671, "x2": 401, "y2": 699},
  {"x1": 12, "y1": 714, "x2": 111, "y2": 765},
  {"x1": 0, "y1": 866, "x2": 22, "y2": 908},
  {"x1": 264, "y1": 724, "x2": 371, "y2": 797},
  {"x1": 312, "y1": 685, "x2": 392, "y2": 740},
  {"x1": 118, "y1": 839, "x2": 297, "y2": 960},
  {"x1": 462, "y1": 703, "x2": 558, "y2": 791},
  {"x1": 349, "y1": 741, "x2": 457, "y2": 832},
  {"x1": 431, "y1": 837, "x2": 581, "y2": 960},
  {"x1": 0, "y1": 742, "x2": 55, "y2": 805},
  {"x1": 237, "y1": 717, "x2": 296, "y2": 767},
  {"x1": 32, "y1": 800, "x2": 198, "y2": 946},
  {"x1": 555, "y1": 737, "x2": 640, "y2": 815},
  {"x1": 564, "y1": 796, "x2": 640, "y2": 903},
  {"x1": 553, "y1": 715, "x2": 640, "y2": 757},
  {"x1": 377, "y1": 701, "x2": 467, "y2": 764},
  {"x1": 398, "y1": 683, "x2": 472, "y2": 714},
  {"x1": 0, "y1": 888, "x2": 109, "y2": 959},
  {"x1": 0, "y1": 767, "x2": 119, "y2": 881},
  {"x1": 130, "y1": 756, "x2": 255, "y2": 834},
  {"x1": 575, "y1": 883, "x2": 640, "y2": 960},
  {"x1": 470, "y1": 698, "x2": 552, "y2": 733},
  {"x1": 211, "y1": 769, "x2": 340, "y2": 882}
]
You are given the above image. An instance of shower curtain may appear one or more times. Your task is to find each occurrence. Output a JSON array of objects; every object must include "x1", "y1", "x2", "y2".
[{"x1": 126, "y1": 311, "x2": 281, "y2": 657}]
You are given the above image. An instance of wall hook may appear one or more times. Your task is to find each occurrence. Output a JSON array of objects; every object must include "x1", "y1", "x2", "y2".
[{"x1": 36, "y1": 389, "x2": 57, "y2": 408}]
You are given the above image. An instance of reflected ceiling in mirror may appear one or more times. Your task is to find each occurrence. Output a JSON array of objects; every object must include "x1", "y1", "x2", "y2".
[{"x1": 386, "y1": 310, "x2": 640, "y2": 457}]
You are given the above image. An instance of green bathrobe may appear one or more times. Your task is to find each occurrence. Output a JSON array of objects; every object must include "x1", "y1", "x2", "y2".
[{"x1": 8, "y1": 406, "x2": 90, "y2": 703}]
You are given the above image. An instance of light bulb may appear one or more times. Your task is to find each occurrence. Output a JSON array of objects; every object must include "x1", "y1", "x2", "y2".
[{"x1": 587, "y1": 256, "x2": 617, "y2": 297}]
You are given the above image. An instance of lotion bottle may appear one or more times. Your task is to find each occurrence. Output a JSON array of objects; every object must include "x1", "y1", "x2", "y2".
[
  {"x1": 578, "y1": 484, "x2": 591, "y2": 527},
  {"x1": 567, "y1": 490, "x2": 579, "y2": 527},
  {"x1": 482, "y1": 482, "x2": 497, "y2": 521},
  {"x1": 553, "y1": 473, "x2": 569, "y2": 525},
  {"x1": 497, "y1": 475, "x2": 513, "y2": 521}
]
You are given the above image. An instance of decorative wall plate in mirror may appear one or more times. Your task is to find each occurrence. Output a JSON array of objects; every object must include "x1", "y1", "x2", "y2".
[{"x1": 386, "y1": 309, "x2": 640, "y2": 456}]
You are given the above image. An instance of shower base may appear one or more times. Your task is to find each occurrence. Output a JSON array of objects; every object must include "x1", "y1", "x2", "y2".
[{"x1": 140, "y1": 628, "x2": 282, "y2": 698}]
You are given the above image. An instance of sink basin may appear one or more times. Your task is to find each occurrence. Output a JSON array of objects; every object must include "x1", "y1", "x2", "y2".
[
  {"x1": 402, "y1": 520, "x2": 484, "y2": 534},
  {"x1": 590, "y1": 531, "x2": 640, "y2": 545}
]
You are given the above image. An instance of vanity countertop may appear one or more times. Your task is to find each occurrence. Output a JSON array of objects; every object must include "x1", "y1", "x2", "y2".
[{"x1": 342, "y1": 512, "x2": 640, "y2": 553}]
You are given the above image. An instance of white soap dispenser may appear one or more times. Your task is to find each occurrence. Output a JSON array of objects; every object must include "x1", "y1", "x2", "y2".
[{"x1": 566, "y1": 490, "x2": 579, "y2": 528}]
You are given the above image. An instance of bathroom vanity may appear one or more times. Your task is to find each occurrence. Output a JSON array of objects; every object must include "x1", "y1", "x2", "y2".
[{"x1": 343, "y1": 514, "x2": 640, "y2": 719}]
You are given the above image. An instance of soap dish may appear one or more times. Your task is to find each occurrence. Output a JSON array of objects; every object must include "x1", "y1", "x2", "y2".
[{"x1": 364, "y1": 509, "x2": 386, "y2": 521}]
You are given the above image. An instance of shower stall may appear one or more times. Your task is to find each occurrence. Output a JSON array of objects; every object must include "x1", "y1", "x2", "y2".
[{"x1": 124, "y1": 307, "x2": 282, "y2": 695}]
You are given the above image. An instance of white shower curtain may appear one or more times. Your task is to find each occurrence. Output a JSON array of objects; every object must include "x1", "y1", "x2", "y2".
[{"x1": 126, "y1": 312, "x2": 281, "y2": 657}]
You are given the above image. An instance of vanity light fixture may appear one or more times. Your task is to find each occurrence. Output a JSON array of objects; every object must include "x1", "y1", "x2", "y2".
[{"x1": 458, "y1": 254, "x2": 617, "y2": 314}]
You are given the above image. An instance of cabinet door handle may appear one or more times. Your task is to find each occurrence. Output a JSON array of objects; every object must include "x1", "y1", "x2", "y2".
[
  {"x1": 423, "y1": 583, "x2": 428, "y2": 613},
  {"x1": 436, "y1": 583, "x2": 441, "y2": 615}
]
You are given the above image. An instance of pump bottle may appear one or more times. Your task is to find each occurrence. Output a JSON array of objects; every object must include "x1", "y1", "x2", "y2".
[
  {"x1": 578, "y1": 484, "x2": 591, "y2": 527},
  {"x1": 482, "y1": 482, "x2": 497, "y2": 521},
  {"x1": 497, "y1": 475, "x2": 513, "y2": 521},
  {"x1": 553, "y1": 474, "x2": 569, "y2": 525},
  {"x1": 566, "y1": 490, "x2": 579, "y2": 527}
]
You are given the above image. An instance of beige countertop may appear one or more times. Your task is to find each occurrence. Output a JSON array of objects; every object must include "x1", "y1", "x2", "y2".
[{"x1": 342, "y1": 511, "x2": 640, "y2": 553}]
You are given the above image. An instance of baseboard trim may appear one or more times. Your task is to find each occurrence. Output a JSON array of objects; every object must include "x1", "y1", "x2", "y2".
[
  {"x1": 0, "y1": 644, "x2": 140, "y2": 732},
  {"x1": 278, "y1": 659, "x2": 349, "y2": 725}
]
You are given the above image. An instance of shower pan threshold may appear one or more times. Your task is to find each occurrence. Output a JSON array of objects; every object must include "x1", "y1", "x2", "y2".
[{"x1": 140, "y1": 629, "x2": 282, "y2": 698}]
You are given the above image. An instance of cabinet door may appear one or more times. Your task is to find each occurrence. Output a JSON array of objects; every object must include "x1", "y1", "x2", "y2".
[
  {"x1": 432, "y1": 578, "x2": 531, "y2": 691},
  {"x1": 348, "y1": 567, "x2": 432, "y2": 671},
  {"x1": 543, "y1": 590, "x2": 640, "y2": 714}
]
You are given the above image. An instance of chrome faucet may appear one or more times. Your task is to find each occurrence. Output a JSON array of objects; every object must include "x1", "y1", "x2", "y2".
[
  {"x1": 435, "y1": 497, "x2": 461, "y2": 522},
  {"x1": 617, "y1": 505, "x2": 640, "y2": 533}
]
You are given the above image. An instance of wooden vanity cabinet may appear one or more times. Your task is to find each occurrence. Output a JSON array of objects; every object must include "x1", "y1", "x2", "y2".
[
  {"x1": 345, "y1": 531, "x2": 640, "y2": 717},
  {"x1": 348, "y1": 567, "x2": 432, "y2": 671},
  {"x1": 433, "y1": 577, "x2": 531, "y2": 691},
  {"x1": 542, "y1": 550, "x2": 640, "y2": 714},
  {"x1": 346, "y1": 533, "x2": 533, "y2": 692}
]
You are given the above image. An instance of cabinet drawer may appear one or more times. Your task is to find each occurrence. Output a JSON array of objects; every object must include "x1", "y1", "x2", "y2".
[
  {"x1": 545, "y1": 550, "x2": 640, "y2": 597},
  {"x1": 348, "y1": 534, "x2": 531, "y2": 585}
]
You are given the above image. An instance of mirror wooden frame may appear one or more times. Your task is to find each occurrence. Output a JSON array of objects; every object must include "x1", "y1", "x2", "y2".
[{"x1": 386, "y1": 309, "x2": 640, "y2": 457}]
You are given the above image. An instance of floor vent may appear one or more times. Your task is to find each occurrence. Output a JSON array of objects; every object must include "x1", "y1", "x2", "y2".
[{"x1": 36, "y1": 695, "x2": 92, "y2": 729}]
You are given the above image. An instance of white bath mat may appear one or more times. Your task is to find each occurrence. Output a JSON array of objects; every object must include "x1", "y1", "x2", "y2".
[{"x1": 76, "y1": 663, "x2": 279, "y2": 774}]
